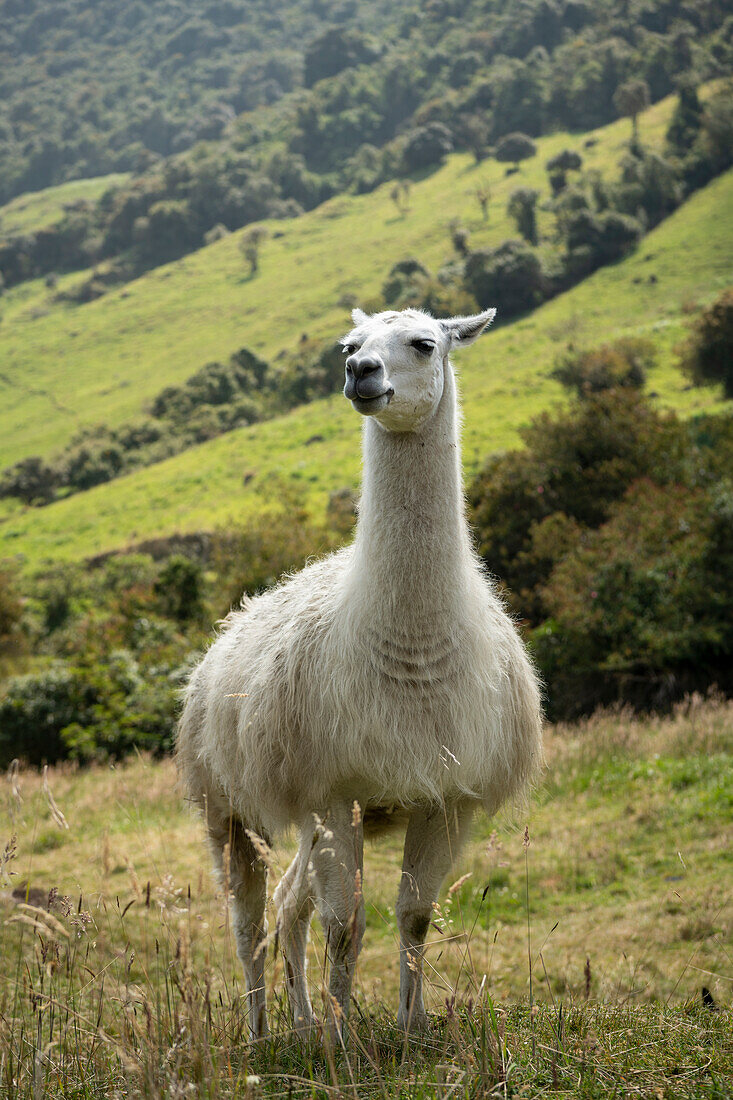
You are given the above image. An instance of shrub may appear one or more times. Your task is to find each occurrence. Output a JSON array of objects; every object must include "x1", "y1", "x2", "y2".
[
  {"x1": 551, "y1": 337, "x2": 656, "y2": 397},
  {"x1": 463, "y1": 239, "x2": 544, "y2": 318},
  {"x1": 0, "y1": 564, "x2": 24, "y2": 658},
  {"x1": 535, "y1": 480, "x2": 733, "y2": 716},
  {"x1": 154, "y1": 555, "x2": 205, "y2": 623},
  {"x1": 0, "y1": 456, "x2": 62, "y2": 505},
  {"x1": 679, "y1": 287, "x2": 733, "y2": 399},
  {"x1": 401, "y1": 123, "x2": 454, "y2": 173},
  {"x1": 468, "y1": 388, "x2": 687, "y2": 619},
  {"x1": 546, "y1": 149, "x2": 583, "y2": 173},
  {"x1": 0, "y1": 653, "x2": 180, "y2": 767},
  {"x1": 507, "y1": 188, "x2": 539, "y2": 246},
  {"x1": 494, "y1": 132, "x2": 537, "y2": 167}
]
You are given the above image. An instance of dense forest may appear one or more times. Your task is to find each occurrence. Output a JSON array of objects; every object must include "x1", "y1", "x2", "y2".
[{"x1": 1, "y1": 0, "x2": 732, "y2": 288}]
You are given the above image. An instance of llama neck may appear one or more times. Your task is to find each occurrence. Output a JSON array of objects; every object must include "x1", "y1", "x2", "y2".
[{"x1": 351, "y1": 360, "x2": 474, "y2": 626}]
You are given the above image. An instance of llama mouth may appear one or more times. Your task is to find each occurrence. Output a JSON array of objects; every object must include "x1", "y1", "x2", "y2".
[{"x1": 350, "y1": 389, "x2": 393, "y2": 416}]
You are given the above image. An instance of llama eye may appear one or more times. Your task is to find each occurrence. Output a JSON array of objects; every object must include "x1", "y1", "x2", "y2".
[
  {"x1": 411, "y1": 339, "x2": 435, "y2": 355},
  {"x1": 342, "y1": 343, "x2": 358, "y2": 355}
]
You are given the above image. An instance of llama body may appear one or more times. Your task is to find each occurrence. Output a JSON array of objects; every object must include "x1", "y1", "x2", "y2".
[{"x1": 178, "y1": 307, "x2": 542, "y2": 1038}]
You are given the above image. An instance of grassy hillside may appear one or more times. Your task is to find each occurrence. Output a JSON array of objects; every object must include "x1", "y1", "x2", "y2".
[
  {"x1": 0, "y1": 90, "x2": 709, "y2": 470},
  {"x1": 1, "y1": 699, "x2": 730, "y2": 1095},
  {"x1": 0, "y1": 173, "x2": 129, "y2": 236},
  {"x1": 2, "y1": 164, "x2": 731, "y2": 570}
]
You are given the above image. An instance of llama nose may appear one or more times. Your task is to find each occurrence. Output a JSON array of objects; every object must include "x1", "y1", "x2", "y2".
[
  {"x1": 344, "y1": 354, "x2": 389, "y2": 401},
  {"x1": 346, "y1": 354, "x2": 384, "y2": 381}
]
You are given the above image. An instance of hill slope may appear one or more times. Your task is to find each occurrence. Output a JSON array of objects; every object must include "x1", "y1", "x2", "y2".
[
  {"x1": 0, "y1": 93, "x2": 715, "y2": 470},
  {"x1": 2, "y1": 167, "x2": 731, "y2": 570}
]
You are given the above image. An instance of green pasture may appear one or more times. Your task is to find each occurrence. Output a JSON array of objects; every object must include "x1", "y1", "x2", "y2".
[
  {"x1": 0, "y1": 173, "x2": 129, "y2": 235},
  {"x1": 0, "y1": 699, "x2": 730, "y2": 1096},
  {"x1": 0, "y1": 90, "x2": 713, "y2": 471},
  {"x1": 1, "y1": 165, "x2": 731, "y2": 570}
]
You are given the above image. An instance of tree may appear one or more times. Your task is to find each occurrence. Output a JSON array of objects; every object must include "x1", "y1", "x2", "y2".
[
  {"x1": 475, "y1": 181, "x2": 491, "y2": 221},
  {"x1": 551, "y1": 338, "x2": 655, "y2": 397},
  {"x1": 494, "y1": 132, "x2": 537, "y2": 168},
  {"x1": 239, "y1": 225, "x2": 268, "y2": 274},
  {"x1": 507, "y1": 188, "x2": 539, "y2": 245},
  {"x1": 546, "y1": 149, "x2": 583, "y2": 173},
  {"x1": 401, "y1": 123, "x2": 453, "y2": 173},
  {"x1": 679, "y1": 288, "x2": 733, "y2": 399},
  {"x1": 463, "y1": 240, "x2": 544, "y2": 318},
  {"x1": 666, "y1": 80, "x2": 703, "y2": 155},
  {"x1": 613, "y1": 79, "x2": 650, "y2": 143},
  {"x1": 0, "y1": 455, "x2": 61, "y2": 505}
]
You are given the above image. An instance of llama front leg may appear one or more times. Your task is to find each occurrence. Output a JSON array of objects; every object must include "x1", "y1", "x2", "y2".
[
  {"x1": 208, "y1": 813, "x2": 269, "y2": 1040},
  {"x1": 396, "y1": 802, "x2": 474, "y2": 1032},
  {"x1": 273, "y1": 830, "x2": 317, "y2": 1034},
  {"x1": 310, "y1": 803, "x2": 365, "y2": 1037}
]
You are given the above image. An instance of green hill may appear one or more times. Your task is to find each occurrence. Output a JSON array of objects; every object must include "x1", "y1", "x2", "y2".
[
  {"x1": 0, "y1": 92, "x2": 719, "y2": 471},
  {"x1": 2, "y1": 163, "x2": 730, "y2": 570}
]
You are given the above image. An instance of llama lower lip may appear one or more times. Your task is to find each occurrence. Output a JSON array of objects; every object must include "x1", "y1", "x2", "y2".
[{"x1": 351, "y1": 391, "x2": 392, "y2": 415}]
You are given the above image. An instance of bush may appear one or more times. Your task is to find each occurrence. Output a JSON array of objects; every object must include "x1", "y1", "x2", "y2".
[
  {"x1": 535, "y1": 479, "x2": 733, "y2": 716},
  {"x1": 400, "y1": 123, "x2": 454, "y2": 173},
  {"x1": 0, "y1": 456, "x2": 61, "y2": 505},
  {"x1": 494, "y1": 132, "x2": 537, "y2": 167},
  {"x1": 679, "y1": 287, "x2": 733, "y2": 399},
  {"x1": 507, "y1": 188, "x2": 539, "y2": 246},
  {"x1": 463, "y1": 239, "x2": 544, "y2": 318},
  {"x1": 0, "y1": 653, "x2": 180, "y2": 767},
  {"x1": 546, "y1": 149, "x2": 583, "y2": 173},
  {"x1": 154, "y1": 555, "x2": 204, "y2": 623},
  {"x1": 468, "y1": 388, "x2": 687, "y2": 619},
  {"x1": 551, "y1": 337, "x2": 656, "y2": 397},
  {"x1": 0, "y1": 564, "x2": 24, "y2": 658}
]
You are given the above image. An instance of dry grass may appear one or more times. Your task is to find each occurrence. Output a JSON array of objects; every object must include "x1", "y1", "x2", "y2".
[{"x1": 0, "y1": 698, "x2": 731, "y2": 1096}]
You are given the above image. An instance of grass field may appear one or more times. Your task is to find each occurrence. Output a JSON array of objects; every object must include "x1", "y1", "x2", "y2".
[
  {"x1": 0, "y1": 174, "x2": 129, "y2": 236},
  {"x1": 0, "y1": 697, "x2": 730, "y2": 1096},
  {"x1": 1, "y1": 163, "x2": 730, "y2": 571}
]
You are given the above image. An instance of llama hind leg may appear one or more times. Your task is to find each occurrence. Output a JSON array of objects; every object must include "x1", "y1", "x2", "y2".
[
  {"x1": 273, "y1": 831, "x2": 316, "y2": 1034},
  {"x1": 208, "y1": 813, "x2": 270, "y2": 1039},
  {"x1": 310, "y1": 803, "x2": 365, "y2": 1037},
  {"x1": 395, "y1": 802, "x2": 474, "y2": 1032}
]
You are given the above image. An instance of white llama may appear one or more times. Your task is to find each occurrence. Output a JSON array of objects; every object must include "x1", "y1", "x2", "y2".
[{"x1": 177, "y1": 306, "x2": 543, "y2": 1039}]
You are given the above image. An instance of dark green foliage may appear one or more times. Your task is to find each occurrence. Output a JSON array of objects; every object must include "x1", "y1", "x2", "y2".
[
  {"x1": 615, "y1": 149, "x2": 681, "y2": 227},
  {"x1": 679, "y1": 287, "x2": 733, "y2": 399},
  {"x1": 400, "y1": 123, "x2": 453, "y2": 174},
  {"x1": 507, "y1": 188, "x2": 539, "y2": 246},
  {"x1": 494, "y1": 132, "x2": 537, "y2": 167},
  {"x1": 464, "y1": 240, "x2": 544, "y2": 317},
  {"x1": 468, "y1": 369, "x2": 733, "y2": 717},
  {"x1": 304, "y1": 27, "x2": 380, "y2": 87},
  {"x1": 551, "y1": 338, "x2": 656, "y2": 398},
  {"x1": 546, "y1": 149, "x2": 583, "y2": 173},
  {"x1": 151, "y1": 350, "x2": 270, "y2": 420},
  {"x1": 1, "y1": 2, "x2": 729, "y2": 291},
  {"x1": 0, "y1": 456, "x2": 61, "y2": 505},
  {"x1": 0, "y1": 653, "x2": 179, "y2": 766},
  {"x1": 468, "y1": 386, "x2": 688, "y2": 620},
  {"x1": 535, "y1": 479, "x2": 733, "y2": 715},
  {"x1": 154, "y1": 555, "x2": 204, "y2": 623},
  {"x1": 562, "y1": 208, "x2": 643, "y2": 279},
  {"x1": 666, "y1": 80, "x2": 704, "y2": 155},
  {"x1": 613, "y1": 79, "x2": 651, "y2": 138},
  {"x1": 0, "y1": 564, "x2": 24, "y2": 659}
]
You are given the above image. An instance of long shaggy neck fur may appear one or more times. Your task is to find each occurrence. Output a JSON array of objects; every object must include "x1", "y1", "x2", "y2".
[{"x1": 351, "y1": 358, "x2": 474, "y2": 629}]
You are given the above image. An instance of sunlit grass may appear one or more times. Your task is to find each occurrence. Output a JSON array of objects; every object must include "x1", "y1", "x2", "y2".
[{"x1": 1, "y1": 698, "x2": 730, "y2": 1095}]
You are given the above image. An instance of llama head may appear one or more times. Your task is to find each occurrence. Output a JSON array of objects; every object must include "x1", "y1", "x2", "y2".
[{"x1": 341, "y1": 307, "x2": 495, "y2": 432}]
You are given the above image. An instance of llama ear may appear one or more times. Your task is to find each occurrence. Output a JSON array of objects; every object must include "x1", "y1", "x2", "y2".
[
  {"x1": 351, "y1": 307, "x2": 369, "y2": 325},
  {"x1": 441, "y1": 309, "x2": 497, "y2": 346}
]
